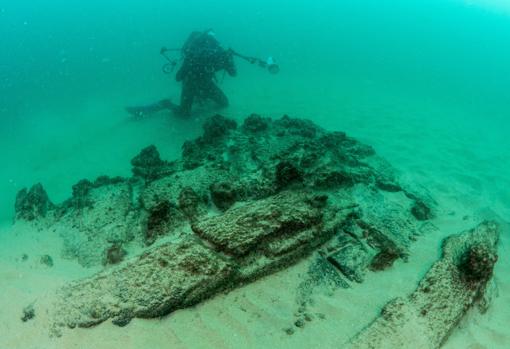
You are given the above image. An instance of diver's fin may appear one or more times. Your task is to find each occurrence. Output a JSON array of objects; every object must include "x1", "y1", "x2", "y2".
[{"x1": 125, "y1": 99, "x2": 178, "y2": 119}]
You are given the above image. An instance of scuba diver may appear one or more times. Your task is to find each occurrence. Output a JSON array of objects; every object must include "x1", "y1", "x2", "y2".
[
  {"x1": 174, "y1": 29, "x2": 236, "y2": 116},
  {"x1": 126, "y1": 29, "x2": 279, "y2": 118}
]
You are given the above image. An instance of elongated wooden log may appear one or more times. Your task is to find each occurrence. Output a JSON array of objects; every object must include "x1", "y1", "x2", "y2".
[{"x1": 348, "y1": 221, "x2": 499, "y2": 349}]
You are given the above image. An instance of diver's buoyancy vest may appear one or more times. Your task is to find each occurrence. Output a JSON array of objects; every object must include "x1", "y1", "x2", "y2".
[{"x1": 181, "y1": 32, "x2": 225, "y2": 77}]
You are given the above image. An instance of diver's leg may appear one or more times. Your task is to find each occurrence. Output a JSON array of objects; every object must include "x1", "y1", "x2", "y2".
[
  {"x1": 158, "y1": 98, "x2": 178, "y2": 111},
  {"x1": 125, "y1": 100, "x2": 174, "y2": 119},
  {"x1": 177, "y1": 81, "x2": 195, "y2": 117},
  {"x1": 206, "y1": 82, "x2": 229, "y2": 108}
]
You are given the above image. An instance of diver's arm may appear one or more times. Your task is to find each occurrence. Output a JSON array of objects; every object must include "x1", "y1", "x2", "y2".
[{"x1": 225, "y1": 51, "x2": 237, "y2": 77}]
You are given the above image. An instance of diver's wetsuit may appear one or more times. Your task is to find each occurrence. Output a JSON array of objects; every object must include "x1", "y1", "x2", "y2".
[{"x1": 175, "y1": 31, "x2": 236, "y2": 117}]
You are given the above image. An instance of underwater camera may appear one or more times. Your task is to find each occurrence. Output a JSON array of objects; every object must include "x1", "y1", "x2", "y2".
[{"x1": 265, "y1": 56, "x2": 280, "y2": 74}]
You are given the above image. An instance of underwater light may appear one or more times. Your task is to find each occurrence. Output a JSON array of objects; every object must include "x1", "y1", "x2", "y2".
[
  {"x1": 266, "y1": 56, "x2": 280, "y2": 74},
  {"x1": 230, "y1": 50, "x2": 280, "y2": 75}
]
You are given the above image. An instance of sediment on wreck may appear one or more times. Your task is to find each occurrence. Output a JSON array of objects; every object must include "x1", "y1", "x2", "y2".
[
  {"x1": 49, "y1": 190, "x2": 353, "y2": 332},
  {"x1": 15, "y1": 183, "x2": 53, "y2": 221},
  {"x1": 347, "y1": 221, "x2": 500, "y2": 349},
  {"x1": 14, "y1": 113, "x2": 434, "y2": 334}
]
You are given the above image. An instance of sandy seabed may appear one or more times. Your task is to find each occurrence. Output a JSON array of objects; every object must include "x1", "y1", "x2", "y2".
[{"x1": 1, "y1": 76, "x2": 509, "y2": 348}]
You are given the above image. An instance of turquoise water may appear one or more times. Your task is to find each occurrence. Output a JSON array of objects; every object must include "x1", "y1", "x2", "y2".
[
  {"x1": 1, "y1": 1, "x2": 510, "y2": 346},
  {"x1": 1, "y1": 0, "x2": 509, "y2": 224}
]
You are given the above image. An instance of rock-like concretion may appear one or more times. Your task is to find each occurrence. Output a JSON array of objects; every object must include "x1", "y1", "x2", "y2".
[
  {"x1": 15, "y1": 183, "x2": 53, "y2": 221},
  {"x1": 192, "y1": 191, "x2": 328, "y2": 257},
  {"x1": 57, "y1": 177, "x2": 141, "y2": 267},
  {"x1": 15, "y1": 114, "x2": 434, "y2": 334},
  {"x1": 49, "y1": 190, "x2": 350, "y2": 332},
  {"x1": 347, "y1": 221, "x2": 499, "y2": 349},
  {"x1": 53, "y1": 239, "x2": 235, "y2": 329},
  {"x1": 130, "y1": 145, "x2": 175, "y2": 182}
]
